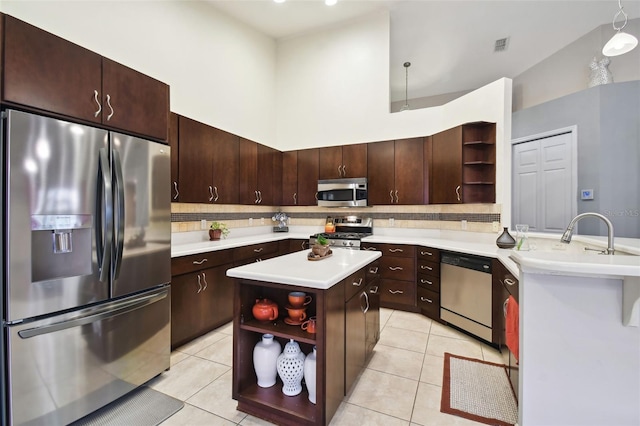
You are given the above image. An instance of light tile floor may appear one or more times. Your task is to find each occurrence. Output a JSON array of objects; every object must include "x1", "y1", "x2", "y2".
[{"x1": 151, "y1": 308, "x2": 504, "y2": 425}]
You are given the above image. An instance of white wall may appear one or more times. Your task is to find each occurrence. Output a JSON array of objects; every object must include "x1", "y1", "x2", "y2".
[
  {"x1": 276, "y1": 11, "x2": 511, "y2": 211},
  {"x1": 0, "y1": 0, "x2": 278, "y2": 146},
  {"x1": 513, "y1": 18, "x2": 640, "y2": 111}
]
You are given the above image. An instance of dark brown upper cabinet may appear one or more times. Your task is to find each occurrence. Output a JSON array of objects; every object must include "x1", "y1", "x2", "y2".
[
  {"x1": 2, "y1": 15, "x2": 169, "y2": 141},
  {"x1": 296, "y1": 148, "x2": 320, "y2": 206},
  {"x1": 178, "y1": 116, "x2": 239, "y2": 204},
  {"x1": 430, "y1": 122, "x2": 496, "y2": 204},
  {"x1": 318, "y1": 144, "x2": 367, "y2": 180},
  {"x1": 367, "y1": 138, "x2": 424, "y2": 205},
  {"x1": 239, "y1": 139, "x2": 281, "y2": 206}
]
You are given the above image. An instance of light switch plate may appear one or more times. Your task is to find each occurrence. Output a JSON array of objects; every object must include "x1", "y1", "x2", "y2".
[{"x1": 581, "y1": 189, "x2": 594, "y2": 200}]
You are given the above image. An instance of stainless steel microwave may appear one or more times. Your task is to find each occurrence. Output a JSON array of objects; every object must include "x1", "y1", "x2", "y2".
[{"x1": 317, "y1": 178, "x2": 368, "y2": 207}]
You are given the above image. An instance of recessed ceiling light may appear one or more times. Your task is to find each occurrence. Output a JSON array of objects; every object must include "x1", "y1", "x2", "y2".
[
  {"x1": 325, "y1": 0, "x2": 337, "y2": 5},
  {"x1": 274, "y1": 0, "x2": 285, "y2": 3}
]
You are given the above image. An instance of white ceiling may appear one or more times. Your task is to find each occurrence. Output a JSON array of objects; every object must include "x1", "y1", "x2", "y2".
[{"x1": 206, "y1": 0, "x2": 640, "y2": 102}]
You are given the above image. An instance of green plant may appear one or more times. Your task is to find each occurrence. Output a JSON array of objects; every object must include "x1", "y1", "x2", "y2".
[
  {"x1": 210, "y1": 221, "x2": 230, "y2": 238},
  {"x1": 316, "y1": 234, "x2": 329, "y2": 246}
]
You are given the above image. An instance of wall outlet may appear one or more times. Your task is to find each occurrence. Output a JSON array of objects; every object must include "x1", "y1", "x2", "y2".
[
  {"x1": 249, "y1": 218, "x2": 253, "y2": 226},
  {"x1": 389, "y1": 218, "x2": 395, "y2": 227},
  {"x1": 200, "y1": 219, "x2": 207, "y2": 230},
  {"x1": 261, "y1": 217, "x2": 265, "y2": 225},
  {"x1": 461, "y1": 220, "x2": 467, "y2": 230},
  {"x1": 492, "y1": 221, "x2": 500, "y2": 232}
]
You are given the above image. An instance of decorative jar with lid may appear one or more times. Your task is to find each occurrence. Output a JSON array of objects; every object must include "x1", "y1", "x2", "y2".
[{"x1": 276, "y1": 339, "x2": 306, "y2": 396}]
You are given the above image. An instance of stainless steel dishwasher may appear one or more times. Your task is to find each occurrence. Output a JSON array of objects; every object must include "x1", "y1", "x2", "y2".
[{"x1": 440, "y1": 252, "x2": 493, "y2": 341}]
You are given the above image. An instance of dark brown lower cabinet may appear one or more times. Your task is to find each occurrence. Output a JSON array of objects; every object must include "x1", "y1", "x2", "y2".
[{"x1": 171, "y1": 263, "x2": 234, "y2": 349}]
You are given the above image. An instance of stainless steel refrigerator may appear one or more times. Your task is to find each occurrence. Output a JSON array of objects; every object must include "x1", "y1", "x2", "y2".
[{"x1": 1, "y1": 109, "x2": 172, "y2": 425}]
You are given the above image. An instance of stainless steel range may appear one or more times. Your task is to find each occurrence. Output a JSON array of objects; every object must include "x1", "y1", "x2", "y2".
[{"x1": 309, "y1": 216, "x2": 373, "y2": 250}]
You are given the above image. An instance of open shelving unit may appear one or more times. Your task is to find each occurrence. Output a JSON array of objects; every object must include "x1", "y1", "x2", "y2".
[
  {"x1": 232, "y1": 278, "x2": 345, "y2": 426},
  {"x1": 461, "y1": 123, "x2": 496, "y2": 203}
]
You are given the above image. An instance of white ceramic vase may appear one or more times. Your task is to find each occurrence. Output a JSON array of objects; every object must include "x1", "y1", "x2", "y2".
[
  {"x1": 304, "y1": 346, "x2": 317, "y2": 404},
  {"x1": 253, "y1": 334, "x2": 281, "y2": 388},
  {"x1": 276, "y1": 339, "x2": 306, "y2": 396}
]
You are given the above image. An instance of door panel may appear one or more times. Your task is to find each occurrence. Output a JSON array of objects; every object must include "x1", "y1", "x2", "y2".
[
  {"x1": 6, "y1": 288, "x2": 169, "y2": 425},
  {"x1": 111, "y1": 133, "x2": 171, "y2": 298},
  {"x1": 512, "y1": 132, "x2": 573, "y2": 233},
  {"x1": 6, "y1": 110, "x2": 108, "y2": 321}
]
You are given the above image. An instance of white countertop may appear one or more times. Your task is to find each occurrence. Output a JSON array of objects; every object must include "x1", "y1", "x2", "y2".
[
  {"x1": 226, "y1": 249, "x2": 381, "y2": 289},
  {"x1": 171, "y1": 226, "x2": 639, "y2": 279}
]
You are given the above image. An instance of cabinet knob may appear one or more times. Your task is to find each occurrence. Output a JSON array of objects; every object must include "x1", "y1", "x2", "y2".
[{"x1": 504, "y1": 278, "x2": 516, "y2": 286}]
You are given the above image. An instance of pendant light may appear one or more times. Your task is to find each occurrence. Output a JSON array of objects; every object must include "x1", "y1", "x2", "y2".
[
  {"x1": 602, "y1": 0, "x2": 638, "y2": 56},
  {"x1": 400, "y1": 62, "x2": 411, "y2": 112}
]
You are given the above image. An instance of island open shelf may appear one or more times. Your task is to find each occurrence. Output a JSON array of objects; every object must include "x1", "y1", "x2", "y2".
[{"x1": 228, "y1": 249, "x2": 381, "y2": 425}]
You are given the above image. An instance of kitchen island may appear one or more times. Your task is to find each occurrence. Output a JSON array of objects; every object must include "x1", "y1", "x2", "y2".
[{"x1": 226, "y1": 249, "x2": 381, "y2": 426}]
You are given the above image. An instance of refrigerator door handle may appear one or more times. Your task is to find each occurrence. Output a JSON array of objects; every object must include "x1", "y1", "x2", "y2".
[
  {"x1": 112, "y1": 148, "x2": 125, "y2": 280},
  {"x1": 96, "y1": 148, "x2": 113, "y2": 283},
  {"x1": 17, "y1": 289, "x2": 168, "y2": 339}
]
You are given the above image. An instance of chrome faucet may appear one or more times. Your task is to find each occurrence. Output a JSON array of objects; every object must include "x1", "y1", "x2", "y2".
[{"x1": 560, "y1": 212, "x2": 615, "y2": 255}]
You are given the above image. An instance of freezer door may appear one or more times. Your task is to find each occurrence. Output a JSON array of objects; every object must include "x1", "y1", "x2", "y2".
[
  {"x1": 110, "y1": 133, "x2": 171, "y2": 297},
  {"x1": 5, "y1": 287, "x2": 170, "y2": 425},
  {"x1": 5, "y1": 110, "x2": 110, "y2": 321}
]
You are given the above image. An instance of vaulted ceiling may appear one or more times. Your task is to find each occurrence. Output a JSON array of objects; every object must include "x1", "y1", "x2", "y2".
[{"x1": 205, "y1": 0, "x2": 639, "y2": 102}]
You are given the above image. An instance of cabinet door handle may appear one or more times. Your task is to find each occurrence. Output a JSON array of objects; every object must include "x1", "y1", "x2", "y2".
[
  {"x1": 362, "y1": 291, "x2": 370, "y2": 314},
  {"x1": 315, "y1": 192, "x2": 318, "y2": 201},
  {"x1": 395, "y1": 190, "x2": 399, "y2": 203},
  {"x1": 389, "y1": 190, "x2": 394, "y2": 203},
  {"x1": 196, "y1": 275, "x2": 203, "y2": 294},
  {"x1": 368, "y1": 267, "x2": 379, "y2": 274},
  {"x1": 209, "y1": 186, "x2": 214, "y2": 202},
  {"x1": 93, "y1": 90, "x2": 102, "y2": 117},
  {"x1": 255, "y1": 190, "x2": 259, "y2": 204},
  {"x1": 352, "y1": 278, "x2": 363, "y2": 287},
  {"x1": 173, "y1": 182, "x2": 179, "y2": 200},
  {"x1": 420, "y1": 297, "x2": 433, "y2": 304},
  {"x1": 258, "y1": 190, "x2": 262, "y2": 203},
  {"x1": 106, "y1": 94, "x2": 114, "y2": 121},
  {"x1": 503, "y1": 297, "x2": 509, "y2": 318},
  {"x1": 420, "y1": 250, "x2": 433, "y2": 256},
  {"x1": 254, "y1": 248, "x2": 264, "y2": 253},
  {"x1": 301, "y1": 241, "x2": 307, "y2": 250},
  {"x1": 201, "y1": 272, "x2": 208, "y2": 291},
  {"x1": 420, "y1": 279, "x2": 433, "y2": 285},
  {"x1": 337, "y1": 165, "x2": 342, "y2": 176},
  {"x1": 293, "y1": 192, "x2": 297, "y2": 205},
  {"x1": 342, "y1": 165, "x2": 347, "y2": 176},
  {"x1": 192, "y1": 258, "x2": 208, "y2": 265},
  {"x1": 504, "y1": 278, "x2": 517, "y2": 286},
  {"x1": 213, "y1": 186, "x2": 219, "y2": 202},
  {"x1": 388, "y1": 248, "x2": 404, "y2": 253},
  {"x1": 389, "y1": 266, "x2": 403, "y2": 271},
  {"x1": 362, "y1": 247, "x2": 377, "y2": 251},
  {"x1": 369, "y1": 286, "x2": 379, "y2": 294},
  {"x1": 455, "y1": 185, "x2": 461, "y2": 201},
  {"x1": 420, "y1": 265, "x2": 433, "y2": 271},
  {"x1": 389, "y1": 289, "x2": 404, "y2": 294}
]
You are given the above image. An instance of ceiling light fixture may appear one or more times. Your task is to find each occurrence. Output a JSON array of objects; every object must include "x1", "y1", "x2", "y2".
[
  {"x1": 602, "y1": 0, "x2": 638, "y2": 56},
  {"x1": 325, "y1": 0, "x2": 338, "y2": 5},
  {"x1": 400, "y1": 62, "x2": 411, "y2": 112},
  {"x1": 274, "y1": 0, "x2": 285, "y2": 3}
]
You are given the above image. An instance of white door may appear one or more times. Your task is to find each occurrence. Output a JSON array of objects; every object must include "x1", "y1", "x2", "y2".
[{"x1": 512, "y1": 130, "x2": 575, "y2": 233}]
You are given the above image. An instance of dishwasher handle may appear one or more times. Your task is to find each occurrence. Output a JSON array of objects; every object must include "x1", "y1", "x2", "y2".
[{"x1": 441, "y1": 252, "x2": 492, "y2": 273}]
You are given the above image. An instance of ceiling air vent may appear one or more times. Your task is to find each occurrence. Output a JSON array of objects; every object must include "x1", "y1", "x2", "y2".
[{"x1": 494, "y1": 37, "x2": 509, "y2": 52}]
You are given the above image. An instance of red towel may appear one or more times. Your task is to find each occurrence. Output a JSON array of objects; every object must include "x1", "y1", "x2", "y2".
[{"x1": 505, "y1": 295, "x2": 519, "y2": 362}]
